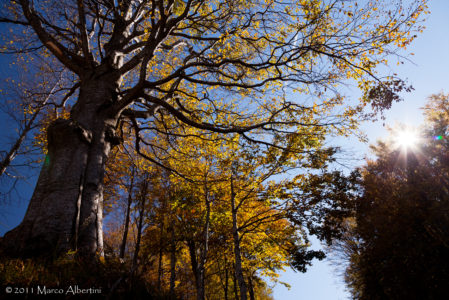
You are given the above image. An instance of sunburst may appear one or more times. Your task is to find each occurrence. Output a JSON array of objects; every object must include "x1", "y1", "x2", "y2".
[{"x1": 394, "y1": 128, "x2": 420, "y2": 150}]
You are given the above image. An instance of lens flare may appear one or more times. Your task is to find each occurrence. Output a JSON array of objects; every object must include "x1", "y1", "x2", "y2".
[{"x1": 395, "y1": 129, "x2": 419, "y2": 149}]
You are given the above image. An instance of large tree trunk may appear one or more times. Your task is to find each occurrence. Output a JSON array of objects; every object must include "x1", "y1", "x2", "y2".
[{"x1": 1, "y1": 69, "x2": 122, "y2": 258}]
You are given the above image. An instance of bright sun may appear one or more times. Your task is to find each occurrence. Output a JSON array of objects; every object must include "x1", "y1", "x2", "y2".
[{"x1": 395, "y1": 129, "x2": 419, "y2": 149}]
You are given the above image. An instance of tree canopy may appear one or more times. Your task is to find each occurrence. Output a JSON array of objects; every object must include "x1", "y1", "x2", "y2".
[
  {"x1": 1, "y1": 0, "x2": 427, "y2": 155},
  {"x1": 0, "y1": 0, "x2": 430, "y2": 299}
]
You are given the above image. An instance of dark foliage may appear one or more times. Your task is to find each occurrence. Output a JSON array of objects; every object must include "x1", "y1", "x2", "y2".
[
  {"x1": 337, "y1": 94, "x2": 449, "y2": 299},
  {"x1": 289, "y1": 246, "x2": 325, "y2": 273}
]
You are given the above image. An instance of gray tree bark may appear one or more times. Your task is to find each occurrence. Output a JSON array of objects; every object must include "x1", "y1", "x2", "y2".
[{"x1": 1, "y1": 69, "x2": 122, "y2": 258}]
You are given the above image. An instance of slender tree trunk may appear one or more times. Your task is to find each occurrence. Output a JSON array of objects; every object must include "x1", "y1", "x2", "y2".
[
  {"x1": 133, "y1": 178, "x2": 147, "y2": 269},
  {"x1": 217, "y1": 254, "x2": 229, "y2": 300},
  {"x1": 248, "y1": 276, "x2": 255, "y2": 300},
  {"x1": 0, "y1": 111, "x2": 37, "y2": 176},
  {"x1": 187, "y1": 240, "x2": 202, "y2": 300},
  {"x1": 187, "y1": 184, "x2": 211, "y2": 300},
  {"x1": 231, "y1": 176, "x2": 248, "y2": 300},
  {"x1": 0, "y1": 81, "x2": 56, "y2": 177},
  {"x1": 169, "y1": 225, "x2": 177, "y2": 299},
  {"x1": 157, "y1": 218, "x2": 165, "y2": 291},
  {"x1": 232, "y1": 263, "x2": 239, "y2": 300},
  {"x1": 120, "y1": 167, "x2": 135, "y2": 259},
  {"x1": 197, "y1": 184, "x2": 210, "y2": 300},
  {"x1": 1, "y1": 69, "x2": 122, "y2": 258},
  {"x1": 224, "y1": 257, "x2": 229, "y2": 300}
]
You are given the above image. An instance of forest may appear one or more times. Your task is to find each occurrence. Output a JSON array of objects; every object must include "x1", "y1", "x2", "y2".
[{"x1": 1, "y1": 0, "x2": 447, "y2": 299}]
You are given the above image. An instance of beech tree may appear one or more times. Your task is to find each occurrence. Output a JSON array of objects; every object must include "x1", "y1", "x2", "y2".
[
  {"x1": 99, "y1": 115, "x2": 334, "y2": 299},
  {"x1": 0, "y1": 0, "x2": 426, "y2": 258}
]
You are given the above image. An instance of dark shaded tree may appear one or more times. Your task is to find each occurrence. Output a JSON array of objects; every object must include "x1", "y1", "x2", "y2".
[{"x1": 333, "y1": 93, "x2": 449, "y2": 299}]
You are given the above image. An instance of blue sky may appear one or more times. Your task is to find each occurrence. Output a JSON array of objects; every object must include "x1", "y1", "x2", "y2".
[
  {"x1": 273, "y1": 1, "x2": 449, "y2": 299},
  {"x1": 1, "y1": 1, "x2": 449, "y2": 299}
]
